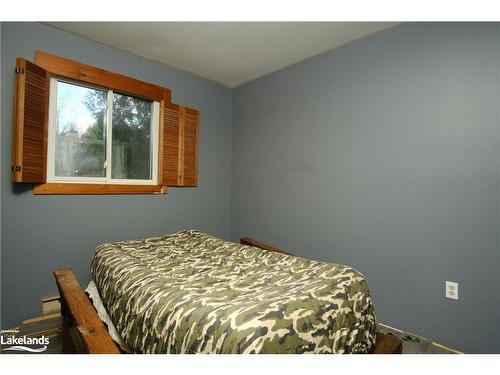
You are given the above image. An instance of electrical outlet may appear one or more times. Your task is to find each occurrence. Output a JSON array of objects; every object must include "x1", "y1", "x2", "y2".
[{"x1": 446, "y1": 281, "x2": 458, "y2": 300}]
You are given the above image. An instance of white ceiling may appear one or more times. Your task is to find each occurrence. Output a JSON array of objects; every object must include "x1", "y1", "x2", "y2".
[{"x1": 47, "y1": 22, "x2": 399, "y2": 88}]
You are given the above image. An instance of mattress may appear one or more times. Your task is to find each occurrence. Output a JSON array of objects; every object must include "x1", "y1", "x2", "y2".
[{"x1": 90, "y1": 229, "x2": 377, "y2": 353}]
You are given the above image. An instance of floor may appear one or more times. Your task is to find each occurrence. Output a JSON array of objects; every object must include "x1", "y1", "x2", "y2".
[
  {"x1": 0, "y1": 315, "x2": 63, "y2": 354},
  {"x1": 377, "y1": 323, "x2": 462, "y2": 354},
  {"x1": 1, "y1": 315, "x2": 461, "y2": 354}
]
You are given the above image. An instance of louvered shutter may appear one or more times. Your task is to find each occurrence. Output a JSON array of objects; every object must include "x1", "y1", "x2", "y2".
[
  {"x1": 11, "y1": 58, "x2": 49, "y2": 183},
  {"x1": 161, "y1": 102, "x2": 182, "y2": 186},
  {"x1": 181, "y1": 107, "x2": 199, "y2": 187},
  {"x1": 160, "y1": 103, "x2": 199, "y2": 187}
]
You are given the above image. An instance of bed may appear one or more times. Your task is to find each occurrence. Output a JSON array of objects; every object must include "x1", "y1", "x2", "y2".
[{"x1": 53, "y1": 230, "x2": 402, "y2": 354}]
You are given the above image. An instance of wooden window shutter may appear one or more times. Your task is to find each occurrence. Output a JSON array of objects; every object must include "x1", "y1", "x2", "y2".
[
  {"x1": 161, "y1": 102, "x2": 182, "y2": 186},
  {"x1": 181, "y1": 107, "x2": 199, "y2": 187},
  {"x1": 160, "y1": 103, "x2": 199, "y2": 187},
  {"x1": 11, "y1": 58, "x2": 49, "y2": 183}
]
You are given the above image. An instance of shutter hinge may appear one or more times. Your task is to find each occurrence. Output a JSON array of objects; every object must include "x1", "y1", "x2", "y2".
[
  {"x1": 15, "y1": 67, "x2": 25, "y2": 74},
  {"x1": 11, "y1": 165, "x2": 22, "y2": 172}
]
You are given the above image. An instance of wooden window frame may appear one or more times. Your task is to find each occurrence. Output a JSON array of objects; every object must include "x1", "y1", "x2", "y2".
[
  {"x1": 32, "y1": 51, "x2": 171, "y2": 195},
  {"x1": 34, "y1": 50, "x2": 170, "y2": 103}
]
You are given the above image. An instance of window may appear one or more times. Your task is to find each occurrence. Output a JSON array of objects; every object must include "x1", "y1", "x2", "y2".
[
  {"x1": 11, "y1": 51, "x2": 199, "y2": 195},
  {"x1": 47, "y1": 78, "x2": 159, "y2": 185}
]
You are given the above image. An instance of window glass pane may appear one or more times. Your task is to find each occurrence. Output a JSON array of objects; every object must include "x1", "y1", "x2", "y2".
[
  {"x1": 55, "y1": 81, "x2": 107, "y2": 178},
  {"x1": 111, "y1": 93, "x2": 152, "y2": 180}
]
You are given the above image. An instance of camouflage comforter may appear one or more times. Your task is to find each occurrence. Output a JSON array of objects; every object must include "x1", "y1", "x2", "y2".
[{"x1": 90, "y1": 230, "x2": 376, "y2": 354}]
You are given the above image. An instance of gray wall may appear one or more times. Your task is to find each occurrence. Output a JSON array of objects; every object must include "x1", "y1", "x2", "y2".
[
  {"x1": 0, "y1": 22, "x2": 3, "y2": 327},
  {"x1": 0, "y1": 22, "x2": 232, "y2": 329},
  {"x1": 2, "y1": 22, "x2": 499, "y2": 354},
  {"x1": 231, "y1": 23, "x2": 500, "y2": 353}
]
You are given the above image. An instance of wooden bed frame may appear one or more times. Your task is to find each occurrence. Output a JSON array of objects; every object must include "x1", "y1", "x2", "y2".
[{"x1": 53, "y1": 237, "x2": 402, "y2": 354}]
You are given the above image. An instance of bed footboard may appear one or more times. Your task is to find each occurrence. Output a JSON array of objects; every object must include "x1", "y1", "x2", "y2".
[{"x1": 53, "y1": 268, "x2": 120, "y2": 354}]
